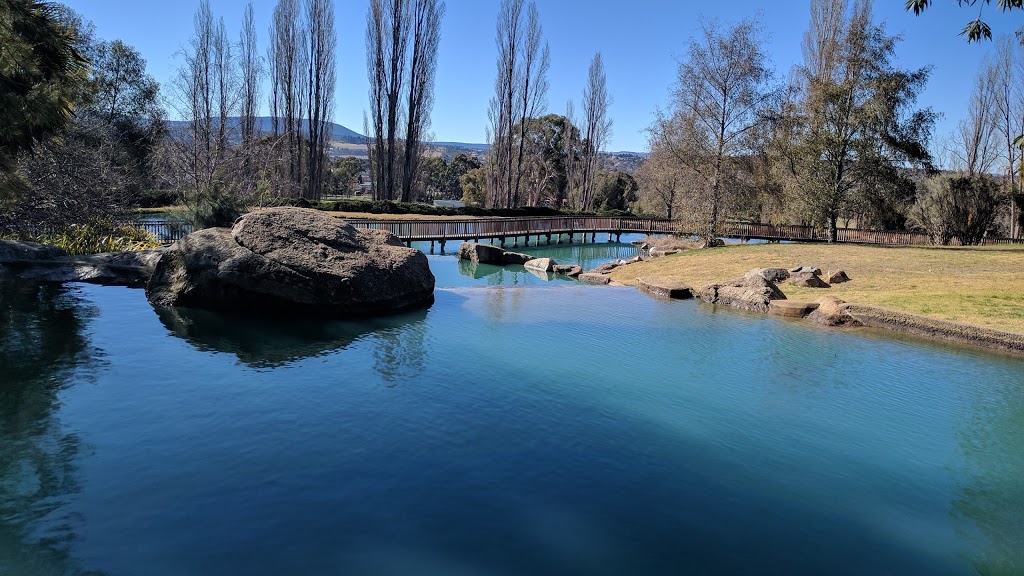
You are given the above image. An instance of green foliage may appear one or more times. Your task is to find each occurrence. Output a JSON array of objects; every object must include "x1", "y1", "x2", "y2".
[
  {"x1": 0, "y1": 0, "x2": 88, "y2": 178},
  {"x1": 591, "y1": 171, "x2": 638, "y2": 212},
  {"x1": 329, "y1": 157, "x2": 367, "y2": 195},
  {"x1": 908, "y1": 174, "x2": 1001, "y2": 245},
  {"x1": 460, "y1": 167, "x2": 488, "y2": 206},
  {"x1": 13, "y1": 221, "x2": 161, "y2": 255},
  {"x1": 906, "y1": 0, "x2": 1024, "y2": 42},
  {"x1": 190, "y1": 185, "x2": 246, "y2": 229}
]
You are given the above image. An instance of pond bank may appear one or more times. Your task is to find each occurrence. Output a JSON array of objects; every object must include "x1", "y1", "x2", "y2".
[{"x1": 605, "y1": 242, "x2": 1024, "y2": 355}]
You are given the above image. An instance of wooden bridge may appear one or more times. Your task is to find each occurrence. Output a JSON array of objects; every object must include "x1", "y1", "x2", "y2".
[{"x1": 138, "y1": 216, "x2": 1024, "y2": 248}]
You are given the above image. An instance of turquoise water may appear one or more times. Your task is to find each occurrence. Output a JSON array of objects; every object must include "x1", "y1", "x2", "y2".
[{"x1": 2, "y1": 242, "x2": 1023, "y2": 575}]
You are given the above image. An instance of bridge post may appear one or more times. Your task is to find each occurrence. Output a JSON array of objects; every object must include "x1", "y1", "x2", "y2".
[
  {"x1": 616, "y1": 233, "x2": 621, "y2": 243},
  {"x1": 439, "y1": 239, "x2": 446, "y2": 253},
  {"x1": 546, "y1": 233, "x2": 552, "y2": 245},
  {"x1": 406, "y1": 240, "x2": 412, "y2": 247},
  {"x1": 608, "y1": 233, "x2": 613, "y2": 242},
  {"x1": 511, "y1": 237, "x2": 518, "y2": 248},
  {"x1": 499, "y1": 236, "x2": 505, "y2": 247},
  {"x1": 591, "y1": 232, "x2": 596, "y2": 243},
  {"x1": 524, "y1": 235, "x2": 530, "y2": 247},
  {"x1": 430, "y1": 240, "x2": 435, "y2": 253}
]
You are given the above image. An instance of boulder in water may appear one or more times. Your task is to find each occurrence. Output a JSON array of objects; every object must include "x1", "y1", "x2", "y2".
[{"x1": 146, "y1": 207, "x2": 434, "y2": 317}]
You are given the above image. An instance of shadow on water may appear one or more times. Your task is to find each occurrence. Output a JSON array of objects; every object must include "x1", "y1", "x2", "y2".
[
  {"x1": 952, "y1": 375, "x2": 1024, "y2": 575},
  {"x1": 154, "y1": 303, "x2": 432, "y2": 370},
  {"x1": 0, "y1": 282, "x2": 105, "y2": 576}
]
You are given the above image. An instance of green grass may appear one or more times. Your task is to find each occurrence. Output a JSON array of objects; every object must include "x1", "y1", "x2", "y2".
[{"x1": 609, "y1": 242, "x2": 1024, "y2": 334}]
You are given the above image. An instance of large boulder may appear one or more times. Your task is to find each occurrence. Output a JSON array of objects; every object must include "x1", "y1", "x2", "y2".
[
  {"x1": 146, "y1": 207, "x2": 434, "y2": 317},
  {"x1": 457, "y1": 242, "x2": 505, "y2": 264}
]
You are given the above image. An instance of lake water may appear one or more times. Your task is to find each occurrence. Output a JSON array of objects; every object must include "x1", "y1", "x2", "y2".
[{"x1": 2, "y1": 239, "x2": 1023, "y2": 575}]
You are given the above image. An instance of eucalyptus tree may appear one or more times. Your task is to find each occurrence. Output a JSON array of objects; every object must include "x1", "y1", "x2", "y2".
[
  {"x1": 650, "y1": 17, "x2": 775, "y2": 245},
  {"x1": 779, "y1": 0, "x2": 934, "y2": 240}
]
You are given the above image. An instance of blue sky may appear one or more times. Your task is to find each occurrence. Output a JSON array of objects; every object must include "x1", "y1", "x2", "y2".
[{"x1": 61, "y1": 0, "x2": 1024, "y2": 153}]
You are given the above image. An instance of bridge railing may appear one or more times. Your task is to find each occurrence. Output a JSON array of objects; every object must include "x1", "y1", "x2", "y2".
[{"x1": 135, "y1": 216, "x2": 1024, "y2": 246}]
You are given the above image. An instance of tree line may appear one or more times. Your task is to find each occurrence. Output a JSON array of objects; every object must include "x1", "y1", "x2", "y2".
[
  {"x1": 632, "y1": 0, "x2": 1023, "y2": 245},
  {"x1": 3, "y1": 0, "x2": 1022, "y2": 245}
]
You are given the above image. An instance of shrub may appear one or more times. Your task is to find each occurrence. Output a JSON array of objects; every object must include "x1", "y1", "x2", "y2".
[
  {"x1": 25, "y1": 222, "x2": 161, "y2": 255},
  {"x1": 908, "y1": 174, "x2": 1000, "y2": 245}
]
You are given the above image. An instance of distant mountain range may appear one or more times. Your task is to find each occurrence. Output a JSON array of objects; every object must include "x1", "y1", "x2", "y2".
[{"x1": 166, "y1": 117, "x2": 646, "y2": 165}]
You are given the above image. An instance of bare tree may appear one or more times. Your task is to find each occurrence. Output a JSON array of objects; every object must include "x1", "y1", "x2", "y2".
[
  {"x1": 951, "y1": 57, "x2": 1000, "y2": 177},
  {"x1": 400, "y1": 0, "x2": 444, "y2": 203},
  {"x1": 168, "y1": 0, "x2": 215, "y2": 197},
  {"x1": 651, "y1": 18, "x2": 774, "y2": 245},
  {"x1": 213, "y1": 17, "x2": 235, "y2": 162},
  {"x1": 487, "y1": 0, "x2": 549, "y2": 208},
  {"x1": 366, "y1": 0, "x2": 408, "y2": 201},
  {"x1": 269, "y1": 0, "x2": 308, "y2": 196},
  {"x1": 306, "y1": 0, "x2": 336, "y2": 200},
  {"x1": 365, "y1": 0, "x2": 445, "y2": 202},
  {"x1": 240, "y1": 1, "x2": 261, "y2": 149},
  {"x1": 993, "y1": 35, "x2": 1022, "y2": 238},
  {"x1": 579, "y1": 52, "x2": 611, "y2": 211}
]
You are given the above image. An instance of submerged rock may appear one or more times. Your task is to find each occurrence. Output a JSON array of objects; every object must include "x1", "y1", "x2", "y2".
[
  {"x1": 146, "y1": 207, "x2": 434, "y2": 317},
  {"x1": 552, "y1": 264, "x2": 583, "y2": 277}
]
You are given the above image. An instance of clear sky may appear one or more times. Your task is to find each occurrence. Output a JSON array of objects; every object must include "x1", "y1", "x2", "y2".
[{"x1": 60, "y1": 0, "x2": 1024, "y2": 153}]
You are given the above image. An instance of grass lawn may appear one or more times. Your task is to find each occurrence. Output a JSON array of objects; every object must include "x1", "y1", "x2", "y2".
[{"x1": 608, "y1": 242, "x2": 1024, "y2": 335}]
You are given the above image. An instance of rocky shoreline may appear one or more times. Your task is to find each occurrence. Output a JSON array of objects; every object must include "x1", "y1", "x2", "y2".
[
  {"x1": 5, "y1": 233, "x2": 1022, "y2": 355},
  {"x1": 609, "y1": 256, "x2": 1024, "y2": 356}
]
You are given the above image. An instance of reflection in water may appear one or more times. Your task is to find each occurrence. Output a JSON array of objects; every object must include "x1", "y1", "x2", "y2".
[
  {"x1": 953, "y1": 376, "x2": 1024, "y2": 575},
  {"x1": 155, "y1": 305, "x2": 430, "y2": 369},
  {"x1": 0, "y1": 282, "x2": 104, "y2": 576}
]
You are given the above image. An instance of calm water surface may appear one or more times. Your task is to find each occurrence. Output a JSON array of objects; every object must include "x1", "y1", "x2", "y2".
[{"x1": 2, "y1": 240, "x2": 1023, "y2": 575}]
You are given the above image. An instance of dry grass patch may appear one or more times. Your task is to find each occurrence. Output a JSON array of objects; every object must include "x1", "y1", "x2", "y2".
[{"x1": 608, "y1": 243, "x2": 1024, "y2": 334}]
